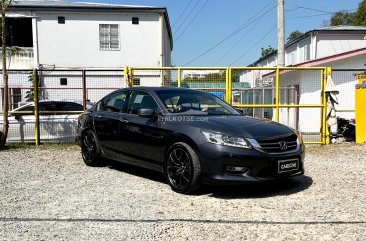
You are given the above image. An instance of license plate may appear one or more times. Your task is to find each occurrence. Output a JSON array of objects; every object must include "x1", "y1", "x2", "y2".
[{"x1": 278, "y1": 159, "x2": 299, "y2": 173}]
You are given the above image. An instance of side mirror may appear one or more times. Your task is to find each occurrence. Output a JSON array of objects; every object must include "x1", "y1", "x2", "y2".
[{"x1": 138, "y1": 108, "x2": 156, "y2": 118}]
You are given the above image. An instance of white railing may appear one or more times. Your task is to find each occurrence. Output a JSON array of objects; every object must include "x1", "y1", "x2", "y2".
[{"x1": 0, "y1": 47, "x2": 34, "y2": 69}]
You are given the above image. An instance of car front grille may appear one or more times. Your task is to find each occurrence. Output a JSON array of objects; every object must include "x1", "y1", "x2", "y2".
[{"x1": 257, "y1": 134, "x2": 298, "y2": 153}]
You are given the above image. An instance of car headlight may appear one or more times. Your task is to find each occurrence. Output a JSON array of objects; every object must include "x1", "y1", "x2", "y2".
[
  {"x1": 296, "y1": 131, "x2": 304, "y2": 145},
  {"x1": 201, "y1": 130, "x2": 251, "y2": 149}
]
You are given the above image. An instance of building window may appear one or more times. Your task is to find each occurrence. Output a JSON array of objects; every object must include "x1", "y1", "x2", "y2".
[
  {"x1": 133, "y1": 78, "x2": 140, "y2": 86},
  {"x1": 10, "y1": 88, "x2": 21, "y2": 110},
  {"x1": 60, "y1": 78, "x2": 67, "y2": 86},
  {"x1": 58, "y1": 16, "x2": 65, "y2": 24},
  {"x1": 99, "y1": 24, "x2": 119, "y2": 50},
  {"x1": 132, "y1": 17, "x2": 139, "y2": 25}
]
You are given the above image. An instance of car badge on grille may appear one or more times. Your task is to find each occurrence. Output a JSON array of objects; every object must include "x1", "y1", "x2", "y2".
[{"x1": 279, "y1": 141, "x2": 288, "y2": 150}]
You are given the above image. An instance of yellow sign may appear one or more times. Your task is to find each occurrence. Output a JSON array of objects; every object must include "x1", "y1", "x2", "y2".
[{"x1": 356, "y1": 75, "x2": 366, "y2": 143}]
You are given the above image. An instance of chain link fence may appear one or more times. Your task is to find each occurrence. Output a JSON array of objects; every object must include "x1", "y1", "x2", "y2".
[
  {"x1": 0, "y1": 67, "x2": 339, "y2": 144},
  {"x1": 332, "y1": 69, "x2": 365, "y2": 120}
]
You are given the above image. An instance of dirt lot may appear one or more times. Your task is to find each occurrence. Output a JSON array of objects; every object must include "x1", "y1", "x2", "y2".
[{"x1": 1, "y1": 143, "x2": 365, "y2": 240}]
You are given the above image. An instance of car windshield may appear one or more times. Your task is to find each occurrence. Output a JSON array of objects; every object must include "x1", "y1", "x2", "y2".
[{"x1": 156, "y1": 89, "x2": 241, "y2": 116}]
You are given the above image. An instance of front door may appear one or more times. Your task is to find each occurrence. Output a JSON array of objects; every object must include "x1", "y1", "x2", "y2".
[{"x1": 120, "y1": 91, "x2": 167, "y2": 166}]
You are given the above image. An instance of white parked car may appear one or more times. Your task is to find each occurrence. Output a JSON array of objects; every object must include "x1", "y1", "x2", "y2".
[{"x1": 2, "y1": 101, "x2": 92, "y2": 143}]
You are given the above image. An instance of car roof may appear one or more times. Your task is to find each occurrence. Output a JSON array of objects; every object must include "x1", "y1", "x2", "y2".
[{"x1": 11, "y1": 100, "x2": 86, "y2": 111}]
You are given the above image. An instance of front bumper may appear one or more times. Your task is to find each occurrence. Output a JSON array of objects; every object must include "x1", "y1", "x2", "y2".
[{"x1": 197, "y1": 142, "x2": 305, "y2": 185}]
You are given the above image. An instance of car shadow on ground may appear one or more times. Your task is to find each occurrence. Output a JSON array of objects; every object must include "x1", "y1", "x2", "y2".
[
  {"x1": 105, "y1": 159, "x2": 313, "y2": 199},
  {"x1": 105, "y1": 159, "x2": 166, "y2": 183},
  {"x1": 201, "y1": 175, "x2": 313, "y2": 199}
]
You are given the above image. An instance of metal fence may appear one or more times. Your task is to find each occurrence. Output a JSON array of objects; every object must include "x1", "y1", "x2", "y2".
[
  {"x1": 0, "y1": 67, "x2": 338, "y2": 144},
  {"x1": 332, "y1": 69, "x2": 365, "y2": 120}
]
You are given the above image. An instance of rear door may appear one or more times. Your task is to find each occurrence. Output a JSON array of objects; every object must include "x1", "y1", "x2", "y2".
[{"x1": 92, "y1": 91, "x2": 130, "y2": 156}]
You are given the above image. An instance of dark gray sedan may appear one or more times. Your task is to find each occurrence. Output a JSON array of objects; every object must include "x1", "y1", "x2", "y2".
[{"x1": 77, "y1": 87, "x2": 305, "y2": 194}]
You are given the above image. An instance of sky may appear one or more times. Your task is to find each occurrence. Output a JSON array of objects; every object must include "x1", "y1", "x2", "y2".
[{"x1": 69, "y1": 0, "x2": 362, "y2": 67}]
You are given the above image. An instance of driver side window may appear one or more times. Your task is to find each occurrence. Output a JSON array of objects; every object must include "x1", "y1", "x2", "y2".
[{"x1": 127, "y1": 91, "x2": 158, "y2": 114}]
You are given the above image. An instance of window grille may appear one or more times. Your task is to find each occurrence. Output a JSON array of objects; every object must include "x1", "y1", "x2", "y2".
[{"x1": 99, "y1": 24, "x2": 119, "y2": 50}]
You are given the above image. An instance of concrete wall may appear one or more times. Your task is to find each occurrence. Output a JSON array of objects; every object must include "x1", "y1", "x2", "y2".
[{"x1": 36, "y1": 11, "x2": 171, "y2": 68}]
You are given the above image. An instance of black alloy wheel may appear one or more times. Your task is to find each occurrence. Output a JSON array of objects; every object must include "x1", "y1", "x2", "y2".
[
  {"x1": 165, "y1": 142, "x2": 201, "y2": 194},
  {"x1": 81, "y1": 130, "x2": 103, "y2": 166}
]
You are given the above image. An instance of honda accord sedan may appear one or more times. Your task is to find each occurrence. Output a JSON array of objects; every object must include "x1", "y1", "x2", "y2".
[{"x1": 77, "y1": 87, "x2": 305, "y2": 194}]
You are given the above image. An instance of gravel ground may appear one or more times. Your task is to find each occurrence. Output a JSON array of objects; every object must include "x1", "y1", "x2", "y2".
[{"x1": 1, "y1": 143, "x2": 366, "y2": 240}]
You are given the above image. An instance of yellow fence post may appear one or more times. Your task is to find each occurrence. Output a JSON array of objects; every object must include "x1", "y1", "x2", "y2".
[
  {"x1": 355, "y1": 74, "x2": 366, "y2": 143},
  {"x1": 275, "y1": 67, "x2": 280, "y2": 122},
  {"x1": 228, "y1": 68, "x2": 232, "y2": 104},
  {"x1": 129, "y1": 67, "x2": 134, "y2": 87},
  {"x1": 225, "y1": 68, "x2": 230, "y2": 103},
  {"x1": 123, "y1": 67, "x2": 129, "y2": 87},
  {"x1": 33, "y1": 69, "x2": 40, "y2": 145},
  {"x1": 321, "y1": 68, "x2": 326, "y2": 144},
  {"x1": 177, "y1": 68, "x2": 181, "y2": 87},
  {"x1": 325, "y1": 67, "x2": 331, "y2": 144}
]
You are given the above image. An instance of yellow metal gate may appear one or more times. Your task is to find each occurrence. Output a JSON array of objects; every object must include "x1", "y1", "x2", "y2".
[{"x1": 130, "y1": 66, "x2": 330, "y2": 145}]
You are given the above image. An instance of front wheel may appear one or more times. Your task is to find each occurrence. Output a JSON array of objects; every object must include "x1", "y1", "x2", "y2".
[
  {"x1": 164, "y1": 142, "x2": 201, "y2": 194},
  {"x1": 81, "y1": 130, "x2": 103, "y2": 166}
]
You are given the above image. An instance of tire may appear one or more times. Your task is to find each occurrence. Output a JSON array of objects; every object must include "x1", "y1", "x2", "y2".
[
  {"x1": 81, "y1": 130, "x2": 104, "y2": 167},
  {"x1": 164, "y1": 142, "x2": 201, "y2": 194}
]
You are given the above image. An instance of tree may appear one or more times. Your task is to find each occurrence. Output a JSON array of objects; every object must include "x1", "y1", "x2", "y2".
[
  {"x1": 330, "y1": 11, "x2": 355, "y2": 26},
  {"x1": 261, "y1": 45, "x2": 275, "y2": 58},
  {"x1": 287, "y1": 30, "x2": 303, "y2": 43},
  {"x1": 329, "y1": 1, "x2": 366, "y2": 27},
  {"x1": 353, "y1": 0, "x2": 366, "y2": 26},
  {"x1": 0, "y1": 0, "x2": 14, "y2": 147}
]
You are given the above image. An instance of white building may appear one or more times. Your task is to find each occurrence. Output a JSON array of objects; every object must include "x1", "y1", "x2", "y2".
[
  {"x1": 1, "y1": 0, "x2": 173, "y2": 109},
  {"x1": 182, "y1": 70, "x2": 223, "y2": 79},
  {"x1": 239, "y1": 26, "x2": 366, "y2": 137},
  {"x1": 5, "y1": 0, "x2": 173, "y2": 69}
]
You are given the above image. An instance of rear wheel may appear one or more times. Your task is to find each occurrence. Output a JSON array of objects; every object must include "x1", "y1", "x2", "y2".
[
  {"x1": 81, "y1": 130, "x2": 103, "y2": 166},
  {"x1": 165, "y1": 142, "x2": 201, "y2": 194}
]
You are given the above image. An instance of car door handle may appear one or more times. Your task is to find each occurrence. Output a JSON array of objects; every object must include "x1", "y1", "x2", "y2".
[
  {"x1": 120, "y1": 119, "x2": 129, "y2": 123},
  {"x1": 95, "y1": 115, "x2": 103, "y2": 118}
]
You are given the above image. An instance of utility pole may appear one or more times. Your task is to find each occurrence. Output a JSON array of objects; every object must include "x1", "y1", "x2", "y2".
[{"x1": 277, "y1": 0, "x2": 285, "y2": 66}]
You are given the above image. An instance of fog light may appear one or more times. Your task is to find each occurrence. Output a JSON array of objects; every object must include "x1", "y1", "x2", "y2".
[{"x1": 226, "y1": 166, "x2": 247, "y2": 172}]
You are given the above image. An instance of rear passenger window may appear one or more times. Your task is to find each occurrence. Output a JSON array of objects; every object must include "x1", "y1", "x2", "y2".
[{"x1": 98, "y1": 91, "x2": 129, "y2": 113}]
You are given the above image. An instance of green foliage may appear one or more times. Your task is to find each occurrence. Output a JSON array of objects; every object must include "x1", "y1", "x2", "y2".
[
  {"x1": 25, "y1": 72, "x2": 34, "y2": 102},
  {"x1": 329, "y1": 0, "x2": 366, "y2": 26},
  {"x1": 287, "y1": 30, "x2": 303, "y2": 43},
  {"x1": 330, "y1": 11, "x2": 355, "y2": 26},
  {"x1": 6, "y1": 46, "x2": 23, "y2": 56},
  {"x1": 353, "y1": 0, "x2": 366, "y2": 26},
  {"x1": 261, "y1": 45, "x2": 275, "y2": 58}
]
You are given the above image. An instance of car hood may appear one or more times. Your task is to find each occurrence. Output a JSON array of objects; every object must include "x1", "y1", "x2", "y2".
[{"x1": 165, "y1": 115, "x2": 294, "y2": 140}]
